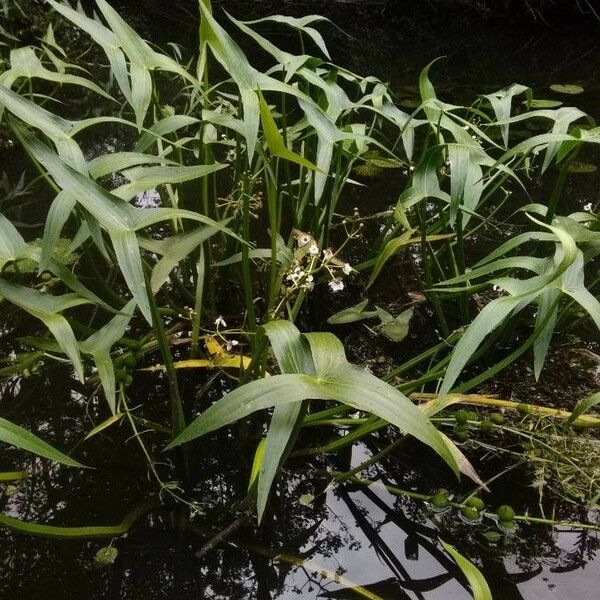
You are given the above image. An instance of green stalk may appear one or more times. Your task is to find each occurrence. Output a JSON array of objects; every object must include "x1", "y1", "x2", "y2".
[
  {"x1": 190, "y1": 245, "x2": 206, "y2": 357},
  {"x1": 416, "y1": 203, "x2": 449, "y2": 336},
  {"x1": 265, "y1": 165, "x2": 279, "y2": 316},
  {"x1": 240, "y1": 173, "x2": 257, "y2": 344},
  {"x1": 144, "y1": 274, "x2": 185, "y2": 436},
  {"x1": 546, "y1": 148, "x2": 579, "y2": 224}
]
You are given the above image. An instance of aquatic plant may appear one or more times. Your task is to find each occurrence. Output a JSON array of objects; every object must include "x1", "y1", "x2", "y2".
[{"x1": 0, "y1": 3, "x2": 598, "y2": 588}]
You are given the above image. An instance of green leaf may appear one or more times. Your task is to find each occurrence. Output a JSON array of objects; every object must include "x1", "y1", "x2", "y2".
[
  {"x1": 440, "y1": 540, "x2": 492, "y2": 600},
  {"x1": 263, "y1": 319, "x2": 315, "y2": 375},
  {"x1": 95, "y1": 546, "x2": 118, "y2": 567},
  {"x1": 327, "y1": 299, "x2": 378, "y2": 325},
  {"x1": 228, "y1": 13, "x2": 312, "y2": 81},
  {"x1": 0, "y1": 83, "x2": 87, "y2": 171},
  {"x1": 11, "y1": 120, "x2": 239, "y2": 323},
  {"x1": 198, "y1": 1, "x2": 313, "y2": 161},
  {"x1": 168, "y1": 322, "x2": 459, "y2": 480},
  {"x1": 550, "y1": 84, "x2": 584, "y2": 95},
  {"x1": 483, "y1": 84, "x2": 531, "y2": 147},
  {"x1": 242, "y1": 14, "x2": 332, "y2": 59},
  {"x1": 254, "y1": 320, "x2": 315, "y2": 521},
  {"x1": 111, "y1": 163, "x2": 228, "y2": 200},
  {"x1": 567, "y1": 391, "x2": 600, "y2": 427},
  {"x1": 0, "y1": 417, "x2": 85, "y2": 467},
  {"x1": 80, "y1": 299, "x2": 136, "y2": 413},
  {"x1": 0, "y1": 213, "x2": 26, "y2": 269},
  {"x1": 135, "y1": 115, "x2": 199, "y2": 153},
  {"x1": 258, "y1": 89, "x2": 317, "y2": 170},
  {"x1": 140, "y1": 224, "x2": 222, "y2": 293},
  {"x1": 88, "y1": 151, "x2": 178, "y2": 179},
  {"x1": 376, "y1": 306, "x2": 414, "y2": 342},
  {"x1": 247, "y1": 437, "x2": 266, "y2": 492},
  {"x1": 3, "y1": 46, "x2": 113, "y2": 100},
  {"x1": 566, "y1": 161, "x2": 597, "y2": 174},
  {"x1": 0, "y1": 280, "x2": 89, "y2": 381},
  {"x1": 0, "y1": 502, "x2": 149, "y2": 538},
  {"x1": 439, "y1": 296, "x2": 526, "y2": 400},
  {"x1": 527, "y1": 99, "x2": 563, "y2": 108},
  {"x1": 368, "y1": 231, "x2": 452, "y2": 288}
]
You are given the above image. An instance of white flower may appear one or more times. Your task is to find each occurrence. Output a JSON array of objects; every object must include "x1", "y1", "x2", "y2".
[
  {"x1": 342, "y1": 263, "x2": 352, "y2": 275},
  {"x1": 328, "y1": 278, "x2": 344, "y2": 293},
  {"x1": 322, "y1": 248, "x2": 333, "y2": 261},
  {"x1": 215, "y1": 316, "x2": 227, "y2": 328},
  {"x1": 308, "y1": 243, "x2": 319, "y2": 256},
  {"x1": 583, "y1": 202, "x2": 593, "y2": 212},
  {"x1": 225, "y1": 340, "x2": 239, "y2": 352}
]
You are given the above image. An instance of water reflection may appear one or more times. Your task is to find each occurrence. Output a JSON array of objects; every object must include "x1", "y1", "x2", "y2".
[{"x1": 1, "y1": 357, "x2": 599, "y2": 599}]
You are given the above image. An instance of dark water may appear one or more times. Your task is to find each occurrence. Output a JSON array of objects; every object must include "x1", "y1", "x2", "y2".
[{"x1": 1, "y1": 2, "x2": 600, "y2": 599}]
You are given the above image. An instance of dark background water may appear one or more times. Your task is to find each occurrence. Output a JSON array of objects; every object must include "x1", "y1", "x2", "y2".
[{"x1": 1, "y1": 1, "x2": 600, "y2": 599}]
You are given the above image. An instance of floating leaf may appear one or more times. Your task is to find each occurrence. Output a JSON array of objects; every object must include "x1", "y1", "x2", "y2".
[
  {"x1": 95, "y1": 546, "x2": 118, "y2": 567},
  {"x1": 376, "y1": 306, "x2": 414, "y2": 342},
  {"x1": 298, "y1": 493, "x2": 315, "y2": 507},
  {"x1": 567, "y1": 161, "x2": 597, "y2": 174},
  {"x1": 550, "y1": 84, "x2": 584, "y2": 95},
  {"x1": 526, "y1": 99, "x2": 563, "y2": 109}
]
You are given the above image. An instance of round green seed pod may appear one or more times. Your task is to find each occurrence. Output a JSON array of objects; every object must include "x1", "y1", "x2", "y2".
[
  {"x1": 466, "y1": 496, "x2": 485, "y2": 511},
  {"x1": 466, "y1": 410, "x2": 478, "y2": 422},
  {"x1": 490, "y1": 413, "x2": 505, "y2": 425},
  {"x1": 454, "y1": 410, "x2": 468, "y2": 425},
  {"x1": 461, "y1": 506, "x2": 479, "y2": 521},
  {"x1": 454, "y1": 429, "x2": 470, "y2": 442},
  {"x1": 115, "y1": 368, "x2": 127, "y2": 382},
  {"x1": 40, "y1": 272, "x2": 53, "y2": 282},
  {"x1": 516, "y1": 403, "x2": 530, "y2": 415},
  {"x1": 496, "y1": 505, "x2": 515, "y2": 522},
  {"x1": 123, "y1": 354, "x2": 137, "y2": 369},
  {"x1": 124, "y1": 374, "x2": 133, "y2": 387},
  {"x1": 430, "y1": 490, "x2": 450, "y2": 508},
  {"x1": 479, "y1": 419, "x2": 494, "y2": 433}
]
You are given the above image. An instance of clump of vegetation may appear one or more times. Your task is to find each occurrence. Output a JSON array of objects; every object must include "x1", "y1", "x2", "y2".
[{"x1": 0, "y1": 1, "x2": 598, "y2": 593}]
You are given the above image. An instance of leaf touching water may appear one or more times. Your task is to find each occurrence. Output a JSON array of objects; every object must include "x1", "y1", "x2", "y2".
[
  {"x1": 440, "y1": 540, "x2": 492, "y2": 600},
  {"x1": 168, "y1": 322, "x2": 460, "y2": 504},
  {"x1": 0, "y1": 417, "x2": 85, "y2": 468}
]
